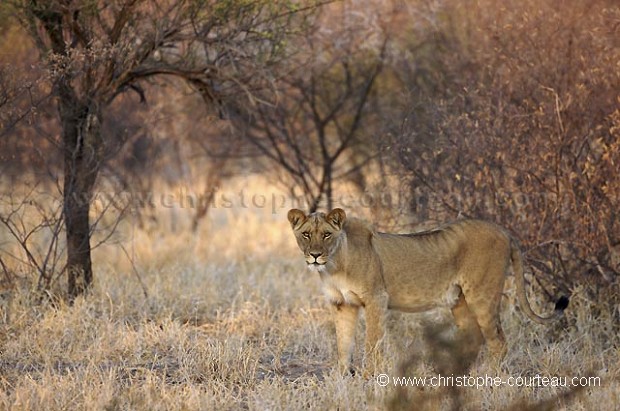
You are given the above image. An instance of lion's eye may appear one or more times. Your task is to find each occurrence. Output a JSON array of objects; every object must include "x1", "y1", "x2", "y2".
[
  {"x1": 323, "y1": 232, "x2": 332, "y2": 239},
  {"x1": 302, "y1": 232, "x2": 311, "y2": 240}
]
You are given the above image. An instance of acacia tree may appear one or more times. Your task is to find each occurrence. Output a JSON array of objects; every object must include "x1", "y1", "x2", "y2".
[
  {"x1": 12, "y1": 0, "x2": 317, "y2": 299},
  {"x1": 234, "y1": 25, "x2": 387, "y2": 212}
]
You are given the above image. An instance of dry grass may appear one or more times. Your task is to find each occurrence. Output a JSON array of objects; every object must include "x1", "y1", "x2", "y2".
[{"x1": 0, "y1": 177, "x2": 618, "y2": 410}]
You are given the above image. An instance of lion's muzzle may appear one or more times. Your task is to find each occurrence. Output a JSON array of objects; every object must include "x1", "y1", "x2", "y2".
[{"x1": 306, "y1": 252, "x2": 327, "y2": 266}]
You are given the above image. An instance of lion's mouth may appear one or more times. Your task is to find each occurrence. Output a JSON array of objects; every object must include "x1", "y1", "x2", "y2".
[
  {"x1": 307, "y1": 261, "x2": 327, "y2": 272},
  {"x1": 306, "y1": 256, "x2": 327, "y2": 267},
  {"x1": 308, "y1": 261, "x2": 324, "y2": 266}
]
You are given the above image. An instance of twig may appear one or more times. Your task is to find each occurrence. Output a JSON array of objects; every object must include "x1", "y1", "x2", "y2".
[{"x1": 118, "y1": 242, "x2": 148, "y2": 300}]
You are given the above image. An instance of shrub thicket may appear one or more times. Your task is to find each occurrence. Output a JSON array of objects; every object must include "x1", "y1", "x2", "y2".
[{"x1": 383, "y1": 0, "x2": 619, "y2": 296}]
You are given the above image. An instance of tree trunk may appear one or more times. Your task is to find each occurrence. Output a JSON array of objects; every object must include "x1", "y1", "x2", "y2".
[
  {"x1": 326, "y1": 166, "x2": 333, "y2": 211},
  {"x1": 60, "y1": 98, "x2": 103, "y2": 300},
  {"x1": 30, "y1": 1, "x2": 104, "y2": 300}
]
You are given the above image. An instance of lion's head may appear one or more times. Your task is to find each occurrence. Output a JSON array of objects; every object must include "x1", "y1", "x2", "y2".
[{"x1": 287, "y1": 208, "x2": 347, "y2": 269}]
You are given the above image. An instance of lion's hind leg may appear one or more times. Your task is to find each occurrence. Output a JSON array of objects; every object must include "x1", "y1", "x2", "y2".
[
  {"x1": 451, "y1": 291, "x2": 484, "y2": 344},
  {"x1": 463, "y1": 288, "x2": 507, "y2": 361},
  {"x1": 451, "y1": 290, "x2": 485, "y2": 363}
]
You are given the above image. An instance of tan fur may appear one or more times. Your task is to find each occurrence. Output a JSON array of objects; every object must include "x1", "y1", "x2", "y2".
[{"x1": 287, "y1": 208, "x2": 567, "y2": 374}]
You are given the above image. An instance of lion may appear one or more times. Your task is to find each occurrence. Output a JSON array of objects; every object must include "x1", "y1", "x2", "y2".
[{"x1": 287, "y1": 208, "x2": 569, "y2": 374}]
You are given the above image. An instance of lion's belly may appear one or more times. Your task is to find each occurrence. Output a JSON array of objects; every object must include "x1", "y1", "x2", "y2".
[{"x1": 387, "y1": 282, "x2": 461, "y2": 313}]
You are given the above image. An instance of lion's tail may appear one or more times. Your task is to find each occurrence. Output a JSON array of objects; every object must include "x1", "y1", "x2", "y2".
[{"x1": 510, "y1": 241, "x2": 569, "y2": 324}]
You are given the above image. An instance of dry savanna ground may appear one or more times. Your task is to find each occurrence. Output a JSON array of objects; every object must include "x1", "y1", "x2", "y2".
[{"x1": 0, "y1": 177, "x2": 618, "y2": 410}]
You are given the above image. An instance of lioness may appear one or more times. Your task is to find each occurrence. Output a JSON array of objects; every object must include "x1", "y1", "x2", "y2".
[{"x1": 287, "y1": 208, "x2": 569, "y2": 374}]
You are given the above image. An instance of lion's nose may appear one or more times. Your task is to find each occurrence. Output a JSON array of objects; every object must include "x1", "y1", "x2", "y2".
[{"x1": 310, "y1": 252, "x2": 322, "y2": 259}]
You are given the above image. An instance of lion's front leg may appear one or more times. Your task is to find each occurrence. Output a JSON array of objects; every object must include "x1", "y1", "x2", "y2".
[
  {"x1": 332, "y1": 303, "x2": 360, "y2": 375},
  {"x1": 363, "y1": 291, "x2": 388, "y2": 376}
]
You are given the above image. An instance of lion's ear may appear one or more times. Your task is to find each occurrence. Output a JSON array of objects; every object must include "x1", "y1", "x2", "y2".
[
  {"x1": 327, "y1": 208, "x2": 346, "y2": 229},
  {"x1": 287, "y1": 209, "x2": 307, "y2": 229}
]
